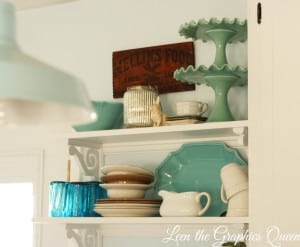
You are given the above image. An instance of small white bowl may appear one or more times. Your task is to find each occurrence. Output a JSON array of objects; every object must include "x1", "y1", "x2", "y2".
[
  {"x1": 101, "y1": 164, "x2": 153, "y2": 176},
  {"x1": 100, "y1": 183, "x2": 152, "y2": 198}
]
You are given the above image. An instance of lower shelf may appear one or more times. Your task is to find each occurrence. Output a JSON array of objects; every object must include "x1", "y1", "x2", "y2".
[
  {"x1": 34, "y1": 217, "x2": 249, "y2": 244},
  {"x1": 34, "y1": 216, "x2": 249, "y2": 224}
]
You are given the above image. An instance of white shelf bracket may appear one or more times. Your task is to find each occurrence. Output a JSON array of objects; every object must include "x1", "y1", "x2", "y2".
[
  {"x1": 232, "y1": 127, "x2": 248, "y2": 146},
  {"x1": 66, "y1": 224, "x2": 103, "y2": 247},
  {"x1": 69, "y1": 145, "x2": 103, "y2": 179}
]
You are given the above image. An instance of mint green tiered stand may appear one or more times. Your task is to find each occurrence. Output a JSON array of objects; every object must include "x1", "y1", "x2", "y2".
[{"x1": 174, "y1": 18, "x2": 247, "y2": 122}]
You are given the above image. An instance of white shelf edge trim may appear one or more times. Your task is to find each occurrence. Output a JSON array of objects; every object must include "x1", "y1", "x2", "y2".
[
  {"x1": 35, "y1": 217, "x2": 249, "y2": 238},
  {"x1": 67, "y1": 121, "x2": 248, "y2": 152},
  {"x1": 66, "y1": 120, "x2": 248, "y2": 140},
  {"x1": 61, "y1": 221, "x2": 249, "y2": 247},
  {"x1": 33, "y1": 217, "x2": 250, "y2": 225}
]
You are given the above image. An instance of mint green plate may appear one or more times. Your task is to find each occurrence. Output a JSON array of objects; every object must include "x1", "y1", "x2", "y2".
[{"x1": 154, "y1": 142, "x2": 247, "y2": 216}]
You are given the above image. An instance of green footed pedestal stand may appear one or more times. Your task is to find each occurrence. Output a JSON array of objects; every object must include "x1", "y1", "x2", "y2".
[
  {"x1": 204, "y1": 74, "x2": 240, "y2": 121},
  {"x1": 174, "y1": 18, "x2": 248, "y2": 122}
]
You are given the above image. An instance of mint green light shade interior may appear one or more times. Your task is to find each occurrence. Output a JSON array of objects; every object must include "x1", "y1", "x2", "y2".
[{"x1": 0, "y1": 1, "x2": 94, "y2": 126}]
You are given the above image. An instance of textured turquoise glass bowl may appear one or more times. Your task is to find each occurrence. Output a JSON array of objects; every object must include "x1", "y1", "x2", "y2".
[
  {"x1": 73, "y1": 101, "x2": 123, "y2": 131},
  {"x1": 49, "y1": 181, "x2": 107, "y2": 217}
]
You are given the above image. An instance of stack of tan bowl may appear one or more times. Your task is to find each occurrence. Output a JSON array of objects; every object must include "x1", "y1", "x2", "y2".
[{"x1": 93, "y1": 164, "x2": 161, "y2": 217}]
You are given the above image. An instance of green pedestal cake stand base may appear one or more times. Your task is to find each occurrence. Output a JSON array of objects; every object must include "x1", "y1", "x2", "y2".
[
  {"x1": 179, "y1": 18, "x2": 247, "y2": 68},
  {"x1": 174, "y1": 64, "x2": 247, "y2": 122}
]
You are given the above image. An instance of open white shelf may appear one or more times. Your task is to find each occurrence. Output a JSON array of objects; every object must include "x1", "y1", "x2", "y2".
[
  {"x1": 57, "y1": 120, "x2": 249, "y2": 243},
  {"x1": 34, "y1": 217, "x2": 249, "y2": 237},
  {"x1": 67, "y1": 120, "x2": 248, "y2": 152},
  {"x1": 34, "y1": 216, "x2": 250, "y2": 225}
]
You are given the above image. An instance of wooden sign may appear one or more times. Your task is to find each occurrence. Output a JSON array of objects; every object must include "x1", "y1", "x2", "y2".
[{"x1": 112, "y1": 42, "x2": 195, "y2": 98}]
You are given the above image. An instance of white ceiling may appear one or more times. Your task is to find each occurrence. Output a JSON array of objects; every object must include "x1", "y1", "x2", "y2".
[{"x1": 6, "y1": 0, "x2": 77, "y2": 10}]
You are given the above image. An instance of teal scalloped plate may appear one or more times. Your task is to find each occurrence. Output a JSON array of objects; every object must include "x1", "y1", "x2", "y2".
[
  {"x1": 179, "y1": 17, "x2": 247, "y2": 42},
  {"x1": 154, "y1": 142, "x2": 247, "y2": 216},
  {"x1": 173, "y1": 64, "x2": 248, "y2": 85}
]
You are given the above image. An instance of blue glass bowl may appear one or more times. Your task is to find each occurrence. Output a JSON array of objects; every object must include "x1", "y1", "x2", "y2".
[
  {"x1": 73, "y1": 101, "x2": 123, "y2": 131},
  {"x1": 49, "y1": 181, "x2": 107, "y2": 217}
]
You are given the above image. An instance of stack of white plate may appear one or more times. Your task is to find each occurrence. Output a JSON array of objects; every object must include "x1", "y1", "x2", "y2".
[
  {"x1": 95, "y1": 165, "x2": 159, "y2": 216},
  {"x1": 101, "y1": 164, "x2": 154, "y2": 177},
  {"x1": 94, "y1": 198, "x2": 161, "y2": 217},
  {"x1": 99, "y1": 165, "x2": 154, "y2": 199}
]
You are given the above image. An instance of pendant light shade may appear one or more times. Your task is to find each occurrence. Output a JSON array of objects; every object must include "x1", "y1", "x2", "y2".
[{"x1": 0, "y1": 1, "x2": 95, "y2": 126}]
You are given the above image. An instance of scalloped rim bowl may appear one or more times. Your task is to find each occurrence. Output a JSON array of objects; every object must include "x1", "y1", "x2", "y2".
[
  {"x1": 100, "y1": 183, "x2": 152, "y2": 199},
  {"x1": 101, "y1": 174, "x2": 154, "y2": 185},
  {"x1": 101, "y1": 164, "x2": 154, "y2": 176}
]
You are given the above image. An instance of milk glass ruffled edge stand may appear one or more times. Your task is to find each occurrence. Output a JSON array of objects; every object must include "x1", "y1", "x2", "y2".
[{"x1": 174, "y1": 18, "x2": 248, "y2": 122}]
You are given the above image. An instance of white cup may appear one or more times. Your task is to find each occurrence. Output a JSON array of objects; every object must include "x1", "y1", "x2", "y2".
[
  {"x1": 176, "y1": 101, "x2": 208, "y2": 116},
  {"x1": 225, "y1": 190, "x2": 248, "y2": 217},
  {"x1": 220, "y1": 163, "x2": 248, "y2": 217},
  {"x1": 220, "y1": 163, "x2": 248, "y2": 201}
]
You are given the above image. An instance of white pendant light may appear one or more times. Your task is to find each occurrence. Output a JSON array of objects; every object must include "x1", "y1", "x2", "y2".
[{"x1": 0, "y1": 0, "x2": 95, "y2": 126}]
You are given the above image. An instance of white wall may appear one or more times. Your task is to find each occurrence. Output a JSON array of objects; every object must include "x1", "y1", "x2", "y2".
[
  {"x1": 16, "y1": 0, "x2": 247, "y2": 117},
  {"x1": 0, "y1": 125, "x2": 71, "y2": 247},
  {"x1": 11, "y1": 0, "x2": 247, "y2": 246}
]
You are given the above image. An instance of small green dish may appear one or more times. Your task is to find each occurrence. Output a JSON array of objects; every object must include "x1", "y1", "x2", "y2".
[{"x1": 73, "y1": 101, "x2": 123, "y2": 131}]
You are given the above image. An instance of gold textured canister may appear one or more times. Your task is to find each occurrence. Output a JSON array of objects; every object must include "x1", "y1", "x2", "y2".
[{"x1": 124, "y1": 85, "x2": 158, "y2": 127}]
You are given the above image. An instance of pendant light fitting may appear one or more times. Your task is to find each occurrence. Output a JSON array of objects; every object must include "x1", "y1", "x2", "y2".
[{"x1": 0, "y1": 0, "x2": 95, "y2": 126}]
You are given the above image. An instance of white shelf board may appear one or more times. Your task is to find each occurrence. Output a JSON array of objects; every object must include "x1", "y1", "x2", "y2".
[
  {"x1": 34, "y1": 216, "x2": 250, "y2": 225},
  {"x1": 67, "y1": 120, "x2": 248, "y2": 149},
  {"x1": 35, "y1": 217, "x2": 249, "y2": 236}
]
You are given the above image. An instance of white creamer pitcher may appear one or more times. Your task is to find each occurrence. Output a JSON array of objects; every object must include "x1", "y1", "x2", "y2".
[{"x1": 158, "y1": 190, "x2": 211, "y2": 217}]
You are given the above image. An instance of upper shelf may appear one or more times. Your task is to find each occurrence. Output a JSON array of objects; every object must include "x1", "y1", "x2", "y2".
[{"x1": 67, "y1": 120, "x2": 248, "y2": 151}]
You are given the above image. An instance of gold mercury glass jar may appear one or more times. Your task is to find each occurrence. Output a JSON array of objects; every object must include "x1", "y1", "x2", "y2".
[{"x1": 124, "y1": 85, "x2": 158, "y2": 127}]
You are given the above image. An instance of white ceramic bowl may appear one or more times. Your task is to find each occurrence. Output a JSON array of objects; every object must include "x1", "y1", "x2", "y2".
[
  {"x1": 100, "y1": 183, "x2": 152, "y2": 198},
  {"x1": 101, "y1": 164, "x2": 153, "y2": 176},
  {"x1": 101, "y1": 173, "x2": 154, "y2": 185}
]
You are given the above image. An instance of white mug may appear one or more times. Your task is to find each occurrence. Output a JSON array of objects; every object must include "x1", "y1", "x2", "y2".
[
  {"x1": 176, "y1": 101, "x2": 208, "y2": 116},
  {"x1": 220, "y1": 163, "x2": 248, "y2": 217},
  {"x1": 220, "y1": 163, "x2": 248, "y2": 201},
  {"x1": 225, "y1": 190, "x2": 248, "y2": 217}
]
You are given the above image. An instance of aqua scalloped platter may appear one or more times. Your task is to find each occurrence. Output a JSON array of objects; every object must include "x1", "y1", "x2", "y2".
[
  {"x1": 179, "y1": 17, "x2": 247, "y2": 42},
  {"x1": 154, "y1": 142, "x2": 247, "y2": 216},
  {"x1": 173, "y1": 64, "x2": 248, "y2": 85}
]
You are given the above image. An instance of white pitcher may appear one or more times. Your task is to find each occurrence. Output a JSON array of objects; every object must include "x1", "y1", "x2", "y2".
[
  {"x1": 220, "y1": 163, "x2": 248, "y2": 217},
  {"x1": 158, "y1": 190, "x2": 211, "y2": 217}
]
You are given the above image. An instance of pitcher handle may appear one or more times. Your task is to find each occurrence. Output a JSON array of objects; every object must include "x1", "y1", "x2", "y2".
[
  {"x1": 221, "y1": 184, "x2": 228, "y2": 203},
  {"x1": 201, "y1": 103, "x2": 208, "y2": 114},
  {"x1": 196, "y1": 192, "x2": 211, "y2": 216}
]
